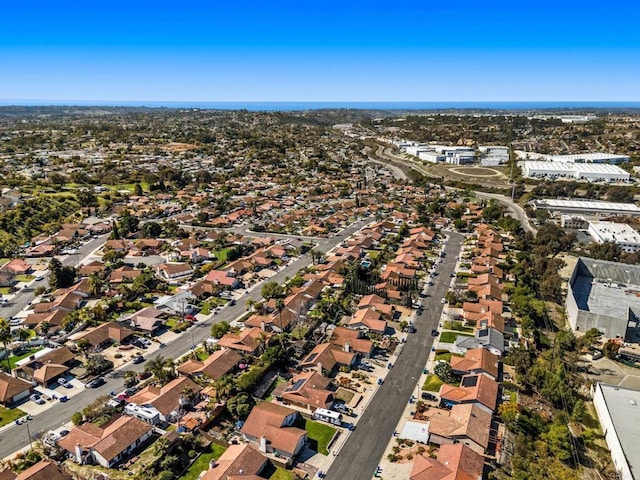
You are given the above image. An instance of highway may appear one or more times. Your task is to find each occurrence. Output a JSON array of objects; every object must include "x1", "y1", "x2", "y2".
[
  {"x1": 326, "y1": 233, "x2": 463, "y2": 480},
  {"x1": 0, "y1": 218, "x2": 373, "y2": 459}
]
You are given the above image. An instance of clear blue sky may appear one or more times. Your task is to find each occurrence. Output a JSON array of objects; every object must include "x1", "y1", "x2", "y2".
[{"x1": 1, "y1": 0, "x2": 639, "y2": 102}]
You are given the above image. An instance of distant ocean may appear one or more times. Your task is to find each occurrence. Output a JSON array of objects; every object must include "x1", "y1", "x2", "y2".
[{"x1": 1, "y1": 100, "x2": 640, "y2": 111}]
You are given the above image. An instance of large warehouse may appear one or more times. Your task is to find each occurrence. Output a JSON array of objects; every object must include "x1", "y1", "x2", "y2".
[
  {"x1": 587, "y1": 221, "x2": 640, "y2": 253},
  {"x1": 547, "y1": 153, "x2": 630, "y2": 164},
  {"x1": 566, "y1": 257, "x2": 640, "y2": 339},
  {"x1": 593, "y1": 383, "x2": 640, "y2": 480},
  {"x1": 520, "y1": 161, "x2": 630, "y2": 182},
  {"x1": 531, "y1": 199, "x2": 640, "y2": 217}
]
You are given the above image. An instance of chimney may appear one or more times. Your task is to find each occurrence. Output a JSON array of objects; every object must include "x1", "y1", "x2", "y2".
[
  {"x1": 344, "y1": 342, "x2": 350, "y2": 353},
  {"x1": 260, "y1": 321, "x2": 266, "y2": 332},
  {"x1": 75, "y1": 444, "x2": 83, "y2": 464},
  {"x1": 316, "y1": 362, "x2": 323, "y2": 374},
  {"x1": 209, "y1": 459, "x2": 217, "y2": 469},
  {"x1": 259, "y1": 436, "x2": 267, "y2": 453}
]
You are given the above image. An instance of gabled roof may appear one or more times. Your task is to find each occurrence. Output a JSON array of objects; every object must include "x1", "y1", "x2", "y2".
[
  {"x1": 241, "y1": 403, "x2": 306, "y2": 455},
  {"x1": 217, "y1": 327, "x2": 269, "y2": 354},
  {"x1": 177, "y1": 348, "x2": 241, "y2": 380},
  {"x1": 450, "y1": 348, "x2": 500, "y2": 380},
  {"x1": 15, "y1": 460, "x2": 73, "y2": 480},
  {"x1": 0, "y1": 372, "x2": 32, "y2": 404},
  {"x1": 300, "y1": 342, "x2": 355, "y2": 371},
  {"x1": 280, "y1": 371, "x2": 334, "y2": 409},
  {"x1": 74, "y1": 321, "x2": 133, "y2": 347},
  {"x1": 426, "y1": 403, "x2": 491, "y2": 450},
  {"x1": 201, "y1": 444, "x2": 267, "y2": 480},
  {"x1": 439, "y1": 373, "x2": 499, "y2": 412},
  {"x1": 128, "y1": 376, "x2": 201, "y2": 416}
]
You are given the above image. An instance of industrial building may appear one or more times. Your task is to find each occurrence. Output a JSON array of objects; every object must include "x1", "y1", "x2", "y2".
[
  {"x1": 532, "y1": 199, "x2": 640, "y2": 217},
  {"x1": 546, "y1": 153, "x2": 630, "y2": 164},
  {"x1": 520, "y1": 161, "x2": 630, "y2": 182},
  {"x1": 478, "y1": 146, "x2": 509, "y2": 166},
  {"x1": 587, "y1": 221, "x2": 640, "y2": 253},
  {"x1": 593, "y1": 383, "x2": 640, "y2": 480},
  {"x1": 566, "y1": 257, "x2": 640, "y2": 339},
  {"x1": 403, "y1": 143, "x2": 475, "y2": 165}
]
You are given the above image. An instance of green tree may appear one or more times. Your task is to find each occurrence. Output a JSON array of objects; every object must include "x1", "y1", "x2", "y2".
[
  {"x1": 0, "y1": 319, "x2": 12, "y2": 372},
  {"x1": 143, "y1": 221, "x2": 162, "y2": 238},
  {"x1": 48, "y1": 258, "x2": 76, "y2": 289},
  {"x1": 434, "y1": 361, "x2": 457, "y2": 384},
  {"x1": 210, "y1": 321, "x2": 230, "y2": 339},
  {"x1": 261, "y1": 281, "x2": 281, "y2": 301}
]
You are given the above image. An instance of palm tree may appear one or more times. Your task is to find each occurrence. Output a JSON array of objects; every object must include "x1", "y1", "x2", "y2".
[
  {"x1": 88, "y1": 273, "x2": 104, "y2": 297},
  {"x1": 245, "y1": 298, "x2": 256, "y2": 312},
  {"x1": 213, "y1": 375, "x2": 234, "y2": 401},
  {"x1": 0, "y1": 319, "x2": 12, "y2": 373},
  {"x1": 17, "y1": 328, "x2": 31, "y2": 349},
  {"x1": 145, "y1": 355, "x2": 166, "y2": 380},
  {"x1": 123, "y1": 370, "x2": 137, "y2": 387},
  {"x1": 38, "y1": 321, "x2": 51, "y2": 347}
]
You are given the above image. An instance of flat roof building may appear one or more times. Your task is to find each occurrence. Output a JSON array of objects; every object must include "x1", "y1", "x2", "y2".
[
  {"x1": 532, "y1": 199, "x2": 640, "y2": 217},
  {"x1": 520, "y1": 161, "x2": 630, "y2": 183},
  {"x1": 588, "y1": 221, "x2": 640, "y2": 253},
  {"x1": 566, "y1": 257, "x2": 640, "y2": 339},
  {"x1": 547, "y1": 153, "x2": 630, "y2": 164},
  {"x1": 593, "y1": 383, "x2": 640, "y2": 480}
]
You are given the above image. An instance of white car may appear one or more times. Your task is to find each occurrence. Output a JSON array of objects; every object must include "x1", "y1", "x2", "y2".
[{"x1": 441, "y1": 298, "x2": 447, "y2": 304}]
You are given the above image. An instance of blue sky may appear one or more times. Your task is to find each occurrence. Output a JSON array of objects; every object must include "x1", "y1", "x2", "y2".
[{"x1": 1, "y1": 0, "x2": 639, "y2": 102}]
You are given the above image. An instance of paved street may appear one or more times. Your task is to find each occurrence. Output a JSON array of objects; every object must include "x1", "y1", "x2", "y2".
[
  {"x1": 0, "y1": 219, "x2": 373, "y2": 459},
  {"x1": 326, "y1": 233, "x2": 463, "y2": 480},
  {"x1": 2, "y1": 234, "x2": 109, "y2": 319}
]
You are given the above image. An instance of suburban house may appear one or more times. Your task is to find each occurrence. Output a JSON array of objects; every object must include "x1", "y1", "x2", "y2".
[
  {"x1": 241, "y1": 402, "x2": 307, "y2": 462},
  {"x1": 455, "y1": 328, "x2": 505, "y2": 357},
  {"x1": 329, "y1": 326, "x2": 375, "y2": 358},
  {"x1": 274, "y1": 371, "x2": 335, "y2": 411},
  {"x1": 57, "y1": 415, "x2": 154, "y2": 468},
  {"x1": 439, "y1": 373, "x2": 499, "y2": 413},
  {"x1": 347, "y1": 307, "x2": 387, "y2": 334},
  {"x1": 177, "y1": 348, "x2": 241, "y2": 380},
  {"x1": 153, "y1": 291, "x2": 198, "y2": 316},
  {"x1": 124, "y1": 306, "x2": 166, "y2": 335},
  {"x1": 14, "y1": 347, "x2": 77, "y2": 387},
  {"x1": 205, "y1": 269, "x2": 240, "y2": 289},
  {"x1": 425, "y1": 403, "x2": 492, "y2": 454},
  {"x1": 73, "y1": 322, "x2": 134, "y2": 350},
  {"x1": 450, "y1": 347, "x2": 500, "y2": 381},
  {"x1": 216, "y1": 327, "x2": 270, "y2": 356},
  {"x1": 0, "y1": 372, "x2": 33, "y2": 406},
  {"x1": 0, "y1": 259, "x2": 31, "y2": 276},
  {"x1": 108, "y1": 266, "x2": 142, "y2": 284},
  {"x1": 155, "y1": 263, "x2": 194, "y2": 282},
  {"x1": 127, "y1": 376, "x2": 201, "y2": 423},
  {"x1": 0, "y1": 460, "x2": 74, "y2": 480},
  {"x1": 410, "y1": 444, "x2": 485, "y2": 480},
  {"x1": 200, "y1": 443, "x2": 268, "y2": 480},
  {"x1": 299, "y1": 342, "x2": 356, "y2": 375}
]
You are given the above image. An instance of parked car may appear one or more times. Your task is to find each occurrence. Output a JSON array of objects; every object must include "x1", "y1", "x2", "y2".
[
  {"x1": 431, "y1": 329, "x2": 438, "y2": 337},
  {"x1": 132, "y1": 355, "x2": 145, "y2": 365},
  {"x1": 137, "y1": 371, "x2": 152, "y2": 381},
  {"x1": 30, "y1": 393, "x2": 45, "y2": 405},
  {"x1": 440, "y1": 298, "x2": 446, "y2": 304},
  {"x1": 85, "y1": 377, "x2": 106, "y2": 388},
  {"x1": 58, "y1": 378, "x2": 72, "y2": 388},
  {"x1": 421, "y1": 392, "x2": 437, "y2": 401}
]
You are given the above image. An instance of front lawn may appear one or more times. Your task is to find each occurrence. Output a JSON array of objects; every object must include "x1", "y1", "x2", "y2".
[
  {"x1": 270, "y1": 467, "x2": 296, "y2": 480},
  {"x1": 6, "y1": 347, "x2": 43, "y2": 371},
  {"x1": 214, "y1": 247, "x2": 232, "y2": 263},
  {"x1": 14, "y1": 274, "x2": 35, "y2": 283},
  {"x1": 179, "y1": 443, "x2": 227, "y2": 480},
  {"x1": 434, "y1": 352, "x2": 463, "y2": 362},
  {"x1": 422, "y1": 374, "x2": 444, "y2": 392},
  {"x1": 0, "y1": 406, "x2": 26, "y2": 428},
  {"x1": 439, "y1": 331, "x2": 472, "y2": 344},
  {"x1": 304, "y1": 419, "x2": 337, "y2": 455}
]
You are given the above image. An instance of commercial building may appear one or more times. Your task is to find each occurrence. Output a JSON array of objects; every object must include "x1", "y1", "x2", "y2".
[
  {"x1": 403, "y1": 143, "x2": 475, "y2": 165},
  {"x1": 520, "y1": 161, "x2": 630, "y2": 182},
  {"x1": 560, "y1": 215, "x2": 589, "y2": 229},
  {"x1": 566, "y1": 257, "x2": 640, "y2": 339},
  {"x1": 587, "y1": 221, "x2": 640, "y2": 253},
  {"x1": 546, "y1": 153, "x2": 630, "y2": 164},
  {"x1": 478, "y1": 146, "x2": 509, "y2": 166},
  {"x1": 532, "y1": 199, "x2": 640, "y2": 217},
  {"x1": 593, "y1": 383, "x2": 640, "y2": 480}
]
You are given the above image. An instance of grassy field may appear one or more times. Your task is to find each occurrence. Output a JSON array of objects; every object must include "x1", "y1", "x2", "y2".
[
  {"x1": 7, "y1": 347, "x2": 43, "y2": 371},
  {"x1": 304, "y1": 419, "x2": 337, "y2": 455},
  {"x1": 214, "y1": 247, "x2": 232, "y2": 262},
  {"x1": 0, "y1": 287, "x2": 12, "y2": 295},
  {"x1": 270, "y1": 468, "x2": 296, "y2": 480},
  {"x1": 422, "y1": 374, "x2": 444, "y2": 392},
  {"x1": 179, "y1": 443, "x2": 227, "y2": 480},
  {"x1": 0, "y1": 406, "x2": 26, "y2": 428},
  {"x1": 434, "y1": 352, "x2": 463, "y2": 362},
  {"x1": 14, "y1": 274, "x2": 35, "y2": 283},
  {"x1": 439, "y1": 331, "x2": 472, "y2": 343}
]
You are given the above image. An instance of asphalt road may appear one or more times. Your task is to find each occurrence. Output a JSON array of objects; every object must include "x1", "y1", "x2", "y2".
[
  {"x1": 0, "y1": 219, "x2": 373, "y2": 458},
  {"x1": 2, "y1": 234, "x2": 109, "y2": 319},
  {"x1": 326, "y1": 232, "x2": 463, "y2": 480}
]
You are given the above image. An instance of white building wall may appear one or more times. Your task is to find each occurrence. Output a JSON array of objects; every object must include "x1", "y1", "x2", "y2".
[{"x1": 593, "y1": 385, "x2": 634, "y2": 480}]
